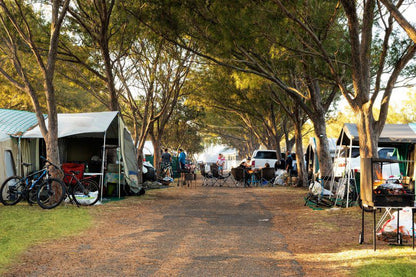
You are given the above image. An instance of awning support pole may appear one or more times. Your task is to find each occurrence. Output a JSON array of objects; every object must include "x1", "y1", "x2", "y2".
[
  {"x1": 100, "y1": 131, "x2": 107, "y2": 202},
  {"x1": 118, "y1": 122, "x2": 121, "y2": 199}
]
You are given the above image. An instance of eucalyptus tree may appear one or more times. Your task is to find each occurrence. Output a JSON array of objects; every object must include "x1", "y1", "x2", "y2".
[
  {"x1": 137, "y1": 0, "x2": 343, "y2": 177},
  {"x1": 116, "y1": 35, "x2": 196, "y2": 181},
  {"x1": 188, "y1": 65, "x2": 287, "y2": 154},
  {"x1": 161, "y1": 102, "x2": 204, "y2": 156},
  {"x1": 336, "y1": 1, "x2": 416, "y2": 154},
  {"x1": 146, "y1": 42, "x2": 196, "y2": 175},
  {"x1": 275, "y1": 0, "x2": 416, "y2": 193},
  {"x1": 0, "y1": 0, "x2": 70, "y2": 166},
  {"x1": 63, "y1": 0, "x2": 129, "y2": 111}
]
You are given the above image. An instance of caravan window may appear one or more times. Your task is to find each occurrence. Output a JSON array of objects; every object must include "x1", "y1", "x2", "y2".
[{"x1": 4, "y1": 150, "x2": 16, "y2": 177}]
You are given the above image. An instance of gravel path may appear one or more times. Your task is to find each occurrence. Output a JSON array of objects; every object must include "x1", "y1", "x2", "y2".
[{"x1": 4, "y1": 186, "x2": 306, "y2": 276}]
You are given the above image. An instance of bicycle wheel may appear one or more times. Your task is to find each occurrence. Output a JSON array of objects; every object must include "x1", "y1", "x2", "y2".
[
  {"x1": 72, "y1": 179, "x2": 100, "y2": 206},
  {"x1": 0, "y1": 176, "x2": 24, "y2": 205},
  {"x1": 28, "y1": 188, "x2": 38, "y2": 205},
  {"x1": 37, "y1": 178, "x2": 66, "y2": 209}
]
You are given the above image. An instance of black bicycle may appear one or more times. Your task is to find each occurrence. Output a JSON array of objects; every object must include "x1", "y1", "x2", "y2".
[
  {"x1": 0, "y1": 161, "x2": 66, "y2": 209},
  {"x1": 62, "y1": 170, "x2": 100, "y2": 206}
]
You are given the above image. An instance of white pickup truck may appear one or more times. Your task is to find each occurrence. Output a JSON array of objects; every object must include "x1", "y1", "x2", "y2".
[{"x1": 250, "y1": 150, "x2": 279, "y2": 169}]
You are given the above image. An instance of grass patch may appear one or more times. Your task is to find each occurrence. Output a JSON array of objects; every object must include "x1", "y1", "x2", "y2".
[
  {"x1": 299, "y1": 248, "x2": 416, "y2": 277},
  {"x1": 0, "y1": 204, "x2": 92, "y2": 273},
  {"x1": 348, "y1": 249, "x2": 416, "y2": 277},
  {"x1": 354, "y1": 258, "x2": 416, "y2": 277}
]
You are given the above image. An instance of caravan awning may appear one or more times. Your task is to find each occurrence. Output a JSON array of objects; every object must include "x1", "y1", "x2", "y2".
[
  {"x1": 22, "y1": 111, "x2": 119, "y2": 139},
  {"x1": 0, "y1": 109, "x2": 41, "y2": 142},
  {"x1": 337, "y1": 123, "x2": 416, "y2": 146}
]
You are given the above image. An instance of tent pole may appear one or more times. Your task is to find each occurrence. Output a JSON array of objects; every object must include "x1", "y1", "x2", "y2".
[
  {"x1": 346, "y1": 137, "x2": 352, "y2": 208},
  {"x1": 17, "y1": 137, "x2": 22, "y2": 176},
  {"x1": 118, "y1": 118, "x2": 121, "y2": 199},
  {"x1": 101, "y1": 131, "x2": 107, "y2": 202},
  {"x1": 332, "y1": 129, "x2": 345, "y2": 208}
]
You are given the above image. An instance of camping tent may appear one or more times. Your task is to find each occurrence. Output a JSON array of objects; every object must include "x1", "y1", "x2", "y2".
[
  {"x1": 336, "y1": 123, "x2": 416, "y2": 176},
  {"x1": 333, "y1": 123, "x2": 416, "y2": 207},
  {"x1": 0, "y1": 109, "x2": 40, "y2": 182},
  {"x1": 22, "y1": 111, "x2": 140, "y2": 197},
  {"x1": 336, "y1": 123, "x2": 416, "y2": 146}
]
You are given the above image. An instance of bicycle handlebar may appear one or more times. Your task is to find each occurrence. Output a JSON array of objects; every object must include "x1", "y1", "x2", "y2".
[{"x1": 40, "y1": 156, "x2": 63, "y2": 173}]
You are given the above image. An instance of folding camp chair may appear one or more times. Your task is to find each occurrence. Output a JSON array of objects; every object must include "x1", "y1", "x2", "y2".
[
  {"x1": 184, "y1": 172, "x2": 196, "y2": 188},
  {"x1": 200, "y1": 164, "x2": 214, "y2": 186},
  {"x1": 210, "y1": 164, "x2": 231, "y2": 186},
  {"x1": 260, "y1": 167, "x2": 275, "y2": 186},
  {"x1": 231, "y1": 167, "x2": 245, "y2": 187}
]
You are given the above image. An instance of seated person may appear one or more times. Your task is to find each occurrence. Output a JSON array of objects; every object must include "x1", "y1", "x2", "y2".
[{"x1": 237, "y1": 161, "x2": 252, "y2": 187}]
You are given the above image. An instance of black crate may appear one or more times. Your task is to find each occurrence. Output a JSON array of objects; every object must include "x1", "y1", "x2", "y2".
[{"x1": 373, "y1": 194, "x2": 414, "y2": 207}]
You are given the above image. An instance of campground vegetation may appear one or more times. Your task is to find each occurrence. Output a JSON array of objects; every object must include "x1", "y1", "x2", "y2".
[
  {"x1": 1, "y1": 0, "x2": 416, "y2": 176},
  {"x1": 2, "y1": 1, "x2": 416, "y2": 275},
  {"x1": 0, "y1": 205, "x2": 91, "y2": 274}
]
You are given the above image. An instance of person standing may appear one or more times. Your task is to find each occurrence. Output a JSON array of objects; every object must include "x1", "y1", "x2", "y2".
[
  {"x1": 285, "y1": 151, "x2": 293, "y2": 175},
  {"x1": 285, "y1": 151, "x2": 293, "y2": 185},
  {"x1": 178, "y1": 148, "x2": 187, "y2": 185},
  {"x1": 161, "y1": 148, "x2": 172, "y2": 177},
  {"x1": 216, "y1": 153, "x2": 226, "y2": 175}
]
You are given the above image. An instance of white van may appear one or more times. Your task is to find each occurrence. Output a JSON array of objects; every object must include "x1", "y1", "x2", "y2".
[{"x1": 333, "y1": 147, "x2": 401, "y2": 179}]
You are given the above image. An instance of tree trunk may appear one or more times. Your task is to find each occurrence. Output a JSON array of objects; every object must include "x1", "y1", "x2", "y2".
[
  {"x1": 137, "y1": 147, "x2": 144, "y2": 185},
  {"x1": 151, "y1": 135, "x2": 162, "y2": 177},
  {"x1": 101, "y1": 43, "x2": 118, "y2": 111},
  {"x1": 310, "y1": 116, "x2": 333, "y2": 178},
  {"x1": 356, "y1": 105, "x2": 379, "y2": 202},
  {"x1": 357, "y1": 105, "x2": 379, "y2": 159},
  {"x1": 293, "y1": 113, "x2": 307, "y2": 187}
]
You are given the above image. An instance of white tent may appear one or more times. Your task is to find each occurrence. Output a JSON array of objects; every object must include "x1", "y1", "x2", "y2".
[{"x1": 22, "y1": 111, "x2": 140, "y2": 197}]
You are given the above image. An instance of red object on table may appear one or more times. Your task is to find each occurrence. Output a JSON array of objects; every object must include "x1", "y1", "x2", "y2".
[{"x1": 62, "y1": 163, "x2": 85, "y2": 184}]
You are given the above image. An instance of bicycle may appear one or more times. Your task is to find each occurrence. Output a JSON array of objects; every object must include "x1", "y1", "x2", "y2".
[
  {"x1": 62, "y1": 169, "x2": 100, "y2": 206},
  {"x1": 0, "y1": 161, "x2": 66, "y2": 209}
]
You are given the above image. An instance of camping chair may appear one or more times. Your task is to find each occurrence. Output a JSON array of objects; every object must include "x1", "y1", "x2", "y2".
[
  {"x1": 184, "y1": 172, "x2": 196, "y2": 188},
  {"x1": 200, "y1": 164, "x2": 214, "y2": 186},
  {"x1": 260, "y1": 167, "x2": 275, "y2": 186},
  {"x1": 247, "y1": 170, "x2": 261, "y2": 187},
  {"x1": 231, "y1": 167, "x2": 245, "y2": 187},
  {"x1": 210, "y1": 164, "x2": 231, "y2": 186}
]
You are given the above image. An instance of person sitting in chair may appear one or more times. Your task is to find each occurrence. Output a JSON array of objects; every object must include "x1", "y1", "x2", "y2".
[{"x1": 237, "y1": 161, "x2": 251, "y2": 187}]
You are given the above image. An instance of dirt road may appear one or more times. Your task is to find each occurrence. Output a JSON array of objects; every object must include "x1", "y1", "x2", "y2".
[{"x1": 4, "y1": 184, "x2": 368, "y2": 276}]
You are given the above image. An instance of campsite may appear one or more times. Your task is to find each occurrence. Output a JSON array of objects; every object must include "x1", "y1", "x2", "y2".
[
  {"x1": 2, "y1": 183, "x2": 416, "y2": 277},
  {"x1": 1, "y1": 1, "x2": 416, "y2": 276}
]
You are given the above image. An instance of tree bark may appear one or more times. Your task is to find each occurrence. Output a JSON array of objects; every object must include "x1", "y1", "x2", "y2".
[
  {"x1": 293, "y1": 108, "x2": 307, "y2": 187},
  {"x1": 310, "y1": 116, "x2": 332, "y2": 178}
]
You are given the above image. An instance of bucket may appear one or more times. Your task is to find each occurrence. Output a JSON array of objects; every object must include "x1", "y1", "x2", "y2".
[{"x1": 107, "y1": 183, "x2": 116, "y2": 196}]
